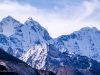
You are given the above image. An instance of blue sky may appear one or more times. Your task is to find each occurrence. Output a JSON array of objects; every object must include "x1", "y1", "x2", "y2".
[{"x1": 0, "y1": 0, "x2": 100, "y2": 38}]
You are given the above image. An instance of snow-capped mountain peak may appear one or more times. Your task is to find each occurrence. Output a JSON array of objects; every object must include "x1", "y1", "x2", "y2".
[
  {"x1": 0, "y1": 16, "x2": 23, "y2": 36},
  {"x1": 3, "y1": 16, "x2": 14, "y2": 20},
  {"x1": 0, "y1": 16, "x2": 52, "y2": 57},
  {"x1": 1, "y1": 16, "x2": 20, "y2": 24},
  {"x1": 27, "y1": 17, "x2": 34, "y2": 21},
  {"x1": 79, "y1": 27, "x2": 98, "y2": 32},
  {"x1": 24, "y1": 17, "x2": 52, "y2": 41},
  {"x1": 48, "y1": 27, "x2": 100, "y2": 60},
  {"x1": 25, "y1": 18, "x2": 38, "y2": 27}
]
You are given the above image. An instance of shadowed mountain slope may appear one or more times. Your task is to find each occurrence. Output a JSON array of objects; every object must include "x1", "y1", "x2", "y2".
[
  {"x1": 0, "y1": 48, "x2": 24, "y2": 63},
  {"x1": 0, "y1": 48, "x2": 56, "y2": 75}
]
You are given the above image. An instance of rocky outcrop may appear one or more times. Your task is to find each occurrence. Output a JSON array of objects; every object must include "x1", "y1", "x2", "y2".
[
  {"x1": 0, "y1": 60, "x2": 40, "y2": 75},
  {"x1": 0, "y1": 64, "x2": 18, "y2": 75},
  {"x1": 37, "y1": 70, "x2": 56, "y2": 75},
  {"x1": 48, "y1": 66, "x2": 94, "y2": 75},
  {"x1": 0, "y1": 48, "x2": 56, "y2": 75},
  {"x1": 21, "y1": 44, "x2": 100, "y2": 75}
]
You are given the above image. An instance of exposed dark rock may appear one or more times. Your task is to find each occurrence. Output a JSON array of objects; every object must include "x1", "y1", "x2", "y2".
[
  {"x1": 0, "y1": 65, "x2": 7, "y2": 70},
  {"x1": 89, "y1": 59, "x2": 100, "y2": 75},
  {"x1": 0, "y1": 72, "x2": 18, "y2": 75},
  {"x1": 48, "y1": 66, "x2": 84, "y2": 75},
  {"x1": 0, "y1": 64, "x2": 18, "y2": 75},
  {"x1": 0, "y1": 48, "x2": 56, "y2": 75},
  {"x1": 38, "y1": 70, "x2": 56, "y2": 75},
  {"x1": 0, "y1": 48, "x2": 24, "y2": 63}
]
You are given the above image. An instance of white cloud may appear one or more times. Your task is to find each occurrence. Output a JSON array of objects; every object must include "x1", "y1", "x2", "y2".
[{"x1": 0, "y1": 0, "x2": 100, "y2": 38}]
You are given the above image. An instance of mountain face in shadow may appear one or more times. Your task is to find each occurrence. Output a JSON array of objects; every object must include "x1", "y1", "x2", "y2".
[
  {"x1": 0, "y1": 48, "x2": 24, "y2": 63},
  {"x1": 0, "y1": 64, "x2": 18, "y2": 75},
  {"x1": 0, "y1": 48, "x2": 56, "y2": 75},
  {"x1": 0, "y1": 48, "x2": 40, "y2": 75}
]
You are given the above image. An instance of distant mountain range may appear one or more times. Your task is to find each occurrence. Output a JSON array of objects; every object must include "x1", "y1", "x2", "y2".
[{"x1": 0, "y1": 16, "x2": 100, "y2": 75}]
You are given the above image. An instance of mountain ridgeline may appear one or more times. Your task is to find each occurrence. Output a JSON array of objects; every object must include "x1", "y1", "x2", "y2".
[{"x1": 0, "y1": 16, "x2": 100, "y2": 75}]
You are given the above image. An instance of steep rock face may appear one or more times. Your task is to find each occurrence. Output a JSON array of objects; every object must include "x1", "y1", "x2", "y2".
[
  {"x1": 0, "y1": 48, "x2": 40, "y2": 75},
  {"x1": 20, "y1": 43, "x2": 60, "y2": 70},
  {"x1": 0, "y1": 64, "x2": 18, "y2": 75},
  {"x1": 21, "y1": 43, "x2": 100, "y2": 75},
  {"x1": 0, "y1": 60, "x2": 40, "y2": 75},
  {"x1": 12, "y1": 17, "x2": 51, "y2": 51},
  {"x1": 0, "y1": 48, "x2": 56, "y2": 75},
  {"x1": 49, "y1": 27, "x2": 100, "y2": 60},
  {"x1": 37, "y1": 70, "x2": 56, "y2": 75},
  {"x1": 48, "y1": 66, "x2": 85, "y2": 75},
  {"x1": 0, "y1": 48, "x2": 24, "y2": 63},
  {"x1": 0, "y1": 16, "x2": 52, "y2": 57},
  {"x1": 20, "y1": 43, "x2": 48, "y2": 69}
]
